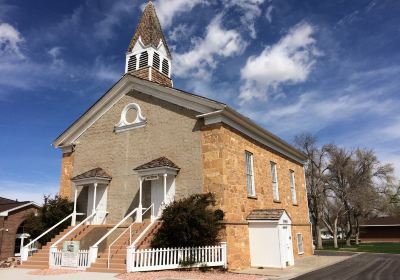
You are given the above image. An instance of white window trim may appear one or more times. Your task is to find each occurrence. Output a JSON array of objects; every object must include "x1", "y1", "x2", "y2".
[
  {"x1": 271, "y1": 161, "x2": 279, "y2": 201},
  {"x1": 245, "y1": 151, "x2": 256, "y2": 197},
  {"x1": 290, "y1": 170, "x2": 298, "y2": 205},
  {"x1": 297, "y1": 233, "x2": 304, "y2": 255},
  {"x1": 115, "y1": 103, "x2": 147, "y2": 133}
]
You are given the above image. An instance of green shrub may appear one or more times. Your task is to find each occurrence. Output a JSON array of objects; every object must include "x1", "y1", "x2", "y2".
[
  {"x1": 24, "y1": 195, "x2": 73, "y2": 244},
  {"x1": 151, "y1": 193, "x2": 224, "y2": 248}
]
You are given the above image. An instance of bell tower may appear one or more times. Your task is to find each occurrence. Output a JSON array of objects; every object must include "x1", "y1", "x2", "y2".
[{"x1": 125, "y1": 1, "x2": 173, "y2": 87}]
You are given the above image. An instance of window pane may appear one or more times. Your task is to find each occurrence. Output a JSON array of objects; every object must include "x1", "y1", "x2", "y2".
[
  {"x1": 245, "y1": 151, "x2": 255, "y2": 196},
  {"x1": 290, "y1": 170, "x2": 297, "y2": 204},
  {"x1": 271, "y1": 162, "x2": 279, "y2": 201}
]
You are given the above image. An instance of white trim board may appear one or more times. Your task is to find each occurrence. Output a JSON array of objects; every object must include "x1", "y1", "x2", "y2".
[{"x1": 0, "y1": 202, "x2": 40, "y2": 217}]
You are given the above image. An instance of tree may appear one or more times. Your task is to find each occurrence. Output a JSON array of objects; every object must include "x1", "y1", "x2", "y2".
[
  {"x1": 151, "y1": 193, "x2": 224, "y2": 248},
  {"x1": 24, "y1": 195, "x2": 73, "y2": 244},
  {"x1": 294, "y1": 133, "x2": 330, "y2": 249}
]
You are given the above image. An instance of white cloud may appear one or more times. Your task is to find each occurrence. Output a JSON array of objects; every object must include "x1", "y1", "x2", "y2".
[
  {"x1": 48, "y1": 46, "x2": 64, "y2": 67},
  {"x1": 222, "y1": 0, "x2": 265, "y2": 39},
  {"x1": 239, "y1": 22, "x2": 319, "y2": 104},
  {"x1": 380, "y1": 119, "x2": 400, "y2": 140},
  {"x1": 0, "y1": 22, "x2": 24, "y2": 59},
  {"x1": 266, "y1": 5, "x2": 274, "y2": 23},
  {"x1": 153, "y1": 0, "x2": 206, "y2": 28},
  {"x1": 173, "y1": 14, "x2": 246, "y2": 79},
  {"x1": 168, "y1": 24, "x2": 193, "y2": 42}
]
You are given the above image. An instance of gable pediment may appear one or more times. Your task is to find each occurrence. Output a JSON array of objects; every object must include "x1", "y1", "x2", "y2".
[{"x1": 53, "y1": 75, "x2": 225, "y2": 148}]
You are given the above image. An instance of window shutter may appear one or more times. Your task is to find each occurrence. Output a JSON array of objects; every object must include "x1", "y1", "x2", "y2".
[
  {"x1": 139, "y1": 51, "x2": 149, "y2": 68},
  {"x1": 162, "y1": 59, "x2": 169, "y2": 76},
  {"x1": 127, "y1": 55, "x2": 137, "y2": 72},
  {"x1": 153, "y1": 52, "x2": 160, "y2": 70}
]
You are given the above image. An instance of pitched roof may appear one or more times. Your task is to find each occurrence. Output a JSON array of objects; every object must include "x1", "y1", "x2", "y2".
[
  {"x1": 247, "y1": 209, "x2": 287, "y2": 220},
  {"x1": 134, "y1": 157, "x2": 180, "y2": 171},
  {"x1": 0, "y1": 197, "x2": 29, "y2": 212},
  {"x1": 52, "y1": 75, "x2": 307, "y2": 164},
  {"x1": 71, "y1": 168, "x2": 112, "y2": 181},
  {"x1": 361, "y1": 216, "x2": 400, "y2": 226},
  {"x1": 127, "y1": 1, "x2": 171, "y2": 58}
]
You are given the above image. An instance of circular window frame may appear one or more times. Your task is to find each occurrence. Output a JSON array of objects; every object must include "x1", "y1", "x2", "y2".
[{"x1": 115, "y1": 103, "x2": 147, "y2": 133}]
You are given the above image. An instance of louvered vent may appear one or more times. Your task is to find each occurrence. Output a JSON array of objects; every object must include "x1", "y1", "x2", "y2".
[
  {"x1": 153, "y1": 52, "x2": 160, "y2": 70},
  {"x1": 139, "y1": 51, "x2": 149, "y2": 68},
  {"x1": 127, "y1": 55, "x2": 137, "y2": 72},
  {"x1": 162, "y1": 59, "x2": 169, "y2": 76}
]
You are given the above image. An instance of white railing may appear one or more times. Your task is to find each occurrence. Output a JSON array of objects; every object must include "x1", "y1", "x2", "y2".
[
  {"x1": 49, "y1": 249, "x2": 89, "y2": 269},
  {"x1": 107, "y1": 204, "x2": 154, "y2": 269},
  {"x1": 127, "y1": 243, "x2": 227, "y2": 272},
  {"x1": 21, "y1": 212, "x2": 78, "y2": 262}
]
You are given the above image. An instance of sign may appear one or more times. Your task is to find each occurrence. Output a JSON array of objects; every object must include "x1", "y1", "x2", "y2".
[
  {"x1": 61, "y1": 241, "x2": 80, "y2": 268},
  {"x1": 61, "y1": 252, "x2": 79, "y2": 267},
  {"x1": 144, "y1": 175, "x2": 159, "y2": 181}
]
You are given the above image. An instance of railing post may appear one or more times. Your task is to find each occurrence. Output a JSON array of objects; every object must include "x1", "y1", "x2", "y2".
[
  {"x1": 72, "y1": 186, "x2": 78, "y2": 226},
  {"x1": 136, "y1": 178, "x2": 143, "y2": 223},
  {"x1": 49, "y1": 247, "x2": 57, "y2": 268},
  {"x1": 21, "y1": 246, "x2": 29, "y2": 262},
  {"x1": 88, "y1": 246, "x2": 98, "y2": 265},
  {"x1": 221, "y1": 242, "x2": 227, "y2": 269},
  {"x1": 127, "y1": 246, "x2": 135, "y2": 273}
]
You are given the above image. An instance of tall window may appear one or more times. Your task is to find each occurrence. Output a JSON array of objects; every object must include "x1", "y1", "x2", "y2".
[
  {"x1": 271, "y1": 162, "x2": 279, "y2": 201},
  {"x1": 139, "y1": 51, "x2": 149, "y2": 68},
  {"x1": 245, "y1": 151, "x2": 255, "y2": 196},
  {"x1": 289, "y1": 170, "x2": 297, "y2": 205},
  {"x1": 297, "y1": 233, "x2": 304, "y2": 254}
]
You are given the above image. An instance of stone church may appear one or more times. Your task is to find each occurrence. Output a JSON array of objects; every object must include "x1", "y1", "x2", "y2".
[{"x1": 47, "y1": 1, "x2": 311, "y2": 271}]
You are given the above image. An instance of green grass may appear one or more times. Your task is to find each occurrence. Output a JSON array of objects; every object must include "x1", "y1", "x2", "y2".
[{"x1": 319, "y1": 240, "x2": 400, "y2": 254}]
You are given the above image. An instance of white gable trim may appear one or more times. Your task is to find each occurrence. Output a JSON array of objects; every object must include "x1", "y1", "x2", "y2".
[
  {"x1": 53, "y1": 75, "x2": 224, "y2": 147},
  {"x1": 0, "y1": 202, "x2": 40, "y2": 217}
]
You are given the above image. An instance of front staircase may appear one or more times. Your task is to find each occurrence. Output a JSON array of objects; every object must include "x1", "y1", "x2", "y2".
[
  {"x1": 87, "y1": 221, "x2": 162, "y2": 273},
  {"x1": 19, "y1": 224, "x2": 94, "y2": 269}
]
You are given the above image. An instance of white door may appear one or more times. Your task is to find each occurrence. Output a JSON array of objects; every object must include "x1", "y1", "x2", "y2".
[
  {"x1": 86, "y1": 185, "x2": 108, "y2": 225},
  {"x1": 151, "y1": 178, "x2": 164, "y2": 217},
  {"x1": 280, "y1": 225, "x2": 294, "y2": 266}
]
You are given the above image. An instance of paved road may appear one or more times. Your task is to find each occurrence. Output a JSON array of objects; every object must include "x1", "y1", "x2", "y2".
[{"x1": 293, "y1": 253, "x2": 400, "y2": 280}]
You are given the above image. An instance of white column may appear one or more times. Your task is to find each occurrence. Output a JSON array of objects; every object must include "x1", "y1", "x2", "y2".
[
  {"x1": 163, "y1": 174, "x2": 167, "y2": 204},
  {"x1": 71, "y1": 185, "x2": 78, "y2": 226},
  {"x1": 19, "y1": 236, "x2": 24, "y2": 256},
  {"x1": 92, "y1": 183, "x2": 98, "y2": 224},
  {"x1": 136, "y1": 178, "x2": 143, "y2": 223}
]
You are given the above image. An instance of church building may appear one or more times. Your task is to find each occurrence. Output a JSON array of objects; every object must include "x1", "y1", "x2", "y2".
[{"x1": 25, "y1": 1, "x2": 313, "y2": 271}]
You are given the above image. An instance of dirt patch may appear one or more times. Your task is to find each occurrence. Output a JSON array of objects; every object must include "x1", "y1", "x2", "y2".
[
  {"x1": 28, "y1": 268, "x2": 80, "y2": 275},
  {"x1": 118, "y1": 270, "x2": 264, "y2": 280}
]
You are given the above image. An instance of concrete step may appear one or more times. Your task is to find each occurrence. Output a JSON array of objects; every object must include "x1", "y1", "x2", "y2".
[
  {"x1": 19, "y1": 264, "x2": 49, "y2": 269},
  {"x1": 86, "y1": 267, "x2": 126, "y2": 273},
  {"x1": 91, "y1": 262, "x2": 126, "y2": 269}
]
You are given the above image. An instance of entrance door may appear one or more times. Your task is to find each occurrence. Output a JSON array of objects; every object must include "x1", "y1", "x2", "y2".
[
  {"x1": 86, "y1": 184, "x2": 108, "y2": 225},
  {"x1": 150, "y1": 176, "x2": 176, "y2": 217},
  {"x1": 280, "y1": 224, "x2": 294, "y2": 266}
]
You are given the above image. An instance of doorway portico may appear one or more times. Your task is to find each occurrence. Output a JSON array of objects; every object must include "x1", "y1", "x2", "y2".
[
  {"x1": 133, "y1": 157, "x2": 179, "y2": 222},
  {"x1": 71, "y1": 168, "x2": 112, "y2": 225}
]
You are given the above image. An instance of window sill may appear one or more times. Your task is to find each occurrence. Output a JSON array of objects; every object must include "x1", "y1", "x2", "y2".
[
  {"x1": 247, "y1": 195, "x2": 258, "y2": 200},
  {"x1": 298, "y1": 252, "x2": 304, "y2": 255},
  {"x1": 292, "y1": 203, "x2": 299, "y2": 206},
  {"x1": 273, "y1": 200, "x2": 281, "y2": 203}
]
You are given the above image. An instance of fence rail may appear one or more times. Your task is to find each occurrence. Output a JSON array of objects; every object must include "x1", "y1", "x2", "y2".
[
  {"x1": 128, "y1": 243, "x2": 227, "y2": 272},
  {"x1": 49, "y1": 249, "x2": 89, "y2": 270}
]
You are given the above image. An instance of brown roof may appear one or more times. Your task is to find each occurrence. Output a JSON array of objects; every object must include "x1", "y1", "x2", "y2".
[
  {"x1": 247, "y1": 209, "x2": 286, "y2": 220},
  {"x1": 361, "y1": 216, "x2": 400, "y2": 226},
  {"x1": 134, "y1": 157, "x2": 179, "y2": 171},
  {"x1": 71, "y1": 168, "x2": 112, "y2": 181},
  {"x1": 127, "y1": 1, "x2": 171, "y2": 58},
  {"x1": 0, "y1": 197, "x2": 31, "y2": 212}
]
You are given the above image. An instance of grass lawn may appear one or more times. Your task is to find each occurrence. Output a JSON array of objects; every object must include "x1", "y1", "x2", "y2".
[{"x1": 319, "y1": 240, "x2": 400, "y2": 254}]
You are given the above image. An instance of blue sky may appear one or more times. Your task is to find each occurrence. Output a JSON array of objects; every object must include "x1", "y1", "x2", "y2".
[{"x1": 0, "y1": 0, "x2": 399, "y2": 203}]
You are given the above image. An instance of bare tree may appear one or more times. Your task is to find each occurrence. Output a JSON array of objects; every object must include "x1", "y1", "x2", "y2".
[{"x1": 294, "y1": 133, "x2": 329, "y2": 249}]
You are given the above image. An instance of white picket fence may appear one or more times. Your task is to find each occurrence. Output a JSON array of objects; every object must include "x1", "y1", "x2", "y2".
[
  {"x1": 49, "y1": 249, "x2": 90, "y2": 270},
  {"x1": 128, "y1": 243, "x2": 227, "y2": 272}
]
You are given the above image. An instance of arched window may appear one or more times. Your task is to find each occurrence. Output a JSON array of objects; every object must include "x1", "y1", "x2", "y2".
[
  {"x1": 127, "y1": 55, "x2": 137, "y2": 72},
  {"x1": 162, "y1": 59, "x2": 169, "y2": 76},
  {"x1": 139, "y1": 51, "x2": 149, "y2": 68},
  {"x1": 153, "y1": 52, "x2": 160, "y2": 70}
]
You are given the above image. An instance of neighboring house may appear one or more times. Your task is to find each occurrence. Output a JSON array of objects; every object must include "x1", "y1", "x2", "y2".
[
  {"x1": 360, "y1": 216, "x2": 400, "y2": 242},
  {"x1": 0, "y1": 197, "x2": 40, "y2": 260},
  {"x1": 26, "y1": 2, "x2": 312, "y2": 271}
]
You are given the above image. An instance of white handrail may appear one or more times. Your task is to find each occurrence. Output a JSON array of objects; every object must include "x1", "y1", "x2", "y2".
[
  {"x1": 129, "y1": 215, "x2": 157, "y2": 249},
  {"x1": 92, "y1": 208, "x2": 138, "y2": 249},
  {"x1": 51, "y1": 211, "x2": 97, "y2": 248},
  {"x1": 107, "y1": 204, "x2": 154, "y2": 268},
  {"x1": 24, "y1": 213, "x2": 74, "y2": 250}
]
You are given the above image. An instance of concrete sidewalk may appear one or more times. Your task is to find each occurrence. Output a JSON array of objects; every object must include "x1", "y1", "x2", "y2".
[
  {"x1": 0, "y1": 268, "x2": 118, "y2": 280},
  {"x1": 232, "y1": 251, "x2": 357, "y2": 280}
]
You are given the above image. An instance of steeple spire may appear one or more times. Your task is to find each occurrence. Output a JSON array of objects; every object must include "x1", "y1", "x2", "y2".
[{"x1": 125, "y1": 1, "x2": 173, "y2": 87}]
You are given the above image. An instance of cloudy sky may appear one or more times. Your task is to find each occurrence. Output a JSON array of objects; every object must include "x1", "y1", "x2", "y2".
[{"x1": 0, "y1": 0, "x2": 399, "y2": 203}]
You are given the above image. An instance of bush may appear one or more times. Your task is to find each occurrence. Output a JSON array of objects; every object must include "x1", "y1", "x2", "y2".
[
  {"x1": 24, "y1": 195, "x2": 73, "y2": 244},
  {"x1": 151, "y1": 193, "x2": 224, "y2": 248}
]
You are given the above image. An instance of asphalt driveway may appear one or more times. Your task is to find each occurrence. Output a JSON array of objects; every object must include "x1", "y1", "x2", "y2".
[{"x1": 293, "y1": 253, "x2": 400, "y2": 280}]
